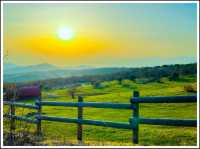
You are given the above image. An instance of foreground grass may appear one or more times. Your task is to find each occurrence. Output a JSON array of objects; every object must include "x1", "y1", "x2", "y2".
[{"x1": 3, "y1": 77, "x2": 197, "y2": 146}]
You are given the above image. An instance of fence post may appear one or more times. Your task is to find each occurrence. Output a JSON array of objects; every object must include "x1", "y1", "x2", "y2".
[
  {"x1": 36, "y1": 85, "x2": 42, "y2": 137},
  {"x1": 10, "y1": 95, "x2": 15, "y2": 144},
  {"x1": 132, "y1": 91, "x2": 139, "y2": 144},
  {"x1": 10, "y1": 84, "x2": 17, "y2": 145},
  {"x1": 77, "y1": 96, "x2": 83, "y2": 144}
]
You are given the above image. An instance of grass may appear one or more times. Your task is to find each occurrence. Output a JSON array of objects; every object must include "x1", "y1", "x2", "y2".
[{"x1": 3, "y1": 76, "x2": 197, "y2": 146}]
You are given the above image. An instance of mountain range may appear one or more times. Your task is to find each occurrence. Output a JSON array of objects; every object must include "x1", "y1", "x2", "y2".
[{"x1": 3, "y1": 63, "x2": 129, "y2": 83}]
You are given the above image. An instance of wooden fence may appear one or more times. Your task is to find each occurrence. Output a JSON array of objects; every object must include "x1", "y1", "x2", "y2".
[{"x1": 3, "y1": 91, "x2": 197, "y2": 144}]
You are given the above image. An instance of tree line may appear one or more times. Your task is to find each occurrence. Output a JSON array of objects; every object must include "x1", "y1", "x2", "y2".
[{"x1": 7, "y1": 63, "x2": 197, "y2": 90}]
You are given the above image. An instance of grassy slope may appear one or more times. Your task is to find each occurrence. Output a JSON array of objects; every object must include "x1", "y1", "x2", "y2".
[{"x1": 3, "y1": 76, "x2": 197, "y2": 146}]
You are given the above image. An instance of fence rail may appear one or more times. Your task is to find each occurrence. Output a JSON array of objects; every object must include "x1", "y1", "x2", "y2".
[
  {"x1": 131, "y1": 95, "x2": 197, "y2": 103},
  {"x1": 130, "y1": 117, "x2": 197, "y2": 127},
  {"x1": 3, "y1": 91, "x2": 197, "y2": 144},
  {"x1": 40, "y1": 115, "x2": 132, "y2": 129},
  {"x1": 4, "y1": 101, "x2": 39, "y2": 109},
  {"x1": 41, "y1": 101, "x2": 134, "y2": 109},
  {"x1": 4, "y1": 114, "x2": 39, "y2": 124}
]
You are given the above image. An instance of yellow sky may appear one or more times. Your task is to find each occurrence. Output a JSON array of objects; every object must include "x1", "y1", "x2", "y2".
[{"x1": 3, "y1": 3, "x2": 197, "y2": 67}]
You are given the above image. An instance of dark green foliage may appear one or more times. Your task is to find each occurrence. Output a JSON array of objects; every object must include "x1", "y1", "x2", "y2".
[
  {"x1": 91, "y1": 81, "x2": 102, "y2": 89},
  {"x1": 169, "y1": 72, "x2": 180, "y2": 81},
  {"x1": 6, "y1": 63, "x2": 196, "y2": 90},
  {"x1": 117, "y1": 78, "x2": 123, "y2": 85}
]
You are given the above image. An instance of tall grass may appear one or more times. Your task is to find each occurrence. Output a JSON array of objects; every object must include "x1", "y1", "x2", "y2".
[{"x1": 3, "y1": 76, "x2": 197, "y2": 146}]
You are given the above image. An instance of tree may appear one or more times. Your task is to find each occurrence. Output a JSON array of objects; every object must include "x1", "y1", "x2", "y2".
[
  {"x1": 169, "y1": 72, "x2": 180, "y2": 81},
  {"x1": 93, "y1": 81, "x2": 101, "y2": 88},
  {"x1": 117, "y1": 78, "x2": 123, "y2": 85},
  {"x1": 68, "y1": 87, "x2": 76, "y2": 99},
  {"x1": 129, "y1": 74, "x2": 136, "y2": 81}
]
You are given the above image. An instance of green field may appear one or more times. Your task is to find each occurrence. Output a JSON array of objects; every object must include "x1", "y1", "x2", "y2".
[{"x1": 3, "y1": 76, "x2": 197, "y2": 146}]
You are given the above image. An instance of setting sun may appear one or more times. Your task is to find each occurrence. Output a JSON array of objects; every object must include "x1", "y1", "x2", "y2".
[{"x1": 57, "y1": 27, "x2": 74, "y2": 40}]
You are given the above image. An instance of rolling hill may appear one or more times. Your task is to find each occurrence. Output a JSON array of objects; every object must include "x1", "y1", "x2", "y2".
[{"x1": 3, "y1": 63, "x2": 129, "y2": 83}]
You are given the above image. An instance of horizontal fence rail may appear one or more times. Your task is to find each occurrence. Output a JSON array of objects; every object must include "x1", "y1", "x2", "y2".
[
  {"x1": 131, "y1": 95, "x2": 197, "y2": 103},
  {"x1": 40, "y1": 116, "x2": 132, "y2": 129},
  {"x1": 43, "y1": 95, "x2": 66, "y2": 99},
  {"x1": 41, "y1": 101, "x2": 135, "y2": 110},
  {"x1": 4, "y1": 114, "x2": 39, "y2": 124},
  {"x1": 3, "y1": 91, "x2": 197, "y2": 144},
  {"x1": 130, "y1": 118, "x2": 197, "y2": 127},
  {"x1": 4, "y1": 101, "x2": 39, "y2": 109}
]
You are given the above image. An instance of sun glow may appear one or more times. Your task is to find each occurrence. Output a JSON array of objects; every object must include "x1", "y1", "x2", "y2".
[{"x1": 57, "y1": 27, "x2": 74, "y2": 40}]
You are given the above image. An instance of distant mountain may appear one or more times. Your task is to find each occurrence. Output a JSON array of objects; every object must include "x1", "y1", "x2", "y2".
[
  {"x1": 4, "y1": 63, "x2": 58, "y2": 75},
  {"x1": 3, "y1": 63, "x2": 129, "y2": 83},
  {"x1": 4, "y1": 63, "x2": 18, "y2": 69},
  {"x1": 4, "y1": 62, "x2": 197, "y2": 84},
  {"x1": 27, "y1": 63, "x2": 57, "y2": 70},
  {"x1": 61, "y1": 65, "x2": 95, "y2": 70}
]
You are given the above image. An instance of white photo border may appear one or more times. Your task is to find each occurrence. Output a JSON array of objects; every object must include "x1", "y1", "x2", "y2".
[{"x1": 1, "y1": 1, "x2": 199, "y2": 148}]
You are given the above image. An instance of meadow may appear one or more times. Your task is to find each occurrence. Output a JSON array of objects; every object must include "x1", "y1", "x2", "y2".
[{"x1": 3, "y1": 75, "x2": 197, "y2": 146}]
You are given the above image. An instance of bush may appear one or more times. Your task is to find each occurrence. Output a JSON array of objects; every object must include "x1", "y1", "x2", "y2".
[
  {"x1": 169, "y1": 72, "x2": 180, "y2": 81},
  {"x1": 157, "y1": 77, "x2": 169, "y2": 83},
  {"x1": 109, "y1": 80, "x2": 120, "y2": 86},
  {"x1": 3, "y1": 130, "x2": 41, "y2": 146},
  {"x1": 121, "y1": 80, "x2": 136, "y2": 89},
  {"x1": 93, "y1": 81, "x2": 103, "y2": 89},
  {"x1": 3, "y1": 116, "x2": 41, "y2": 146},
  {"x1": 100, "y1": 81, "x2": 110, "y2": 88},
  {"x1": 184, "y1": 84, "x2": 197, "y2": 93},
  {"x1": 68, "y1": 88, "x2": 76, "y2": 99}
]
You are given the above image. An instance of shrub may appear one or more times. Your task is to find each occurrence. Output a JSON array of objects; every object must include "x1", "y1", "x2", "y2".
[
  {"x1": 91, "y1": 81, "x2": 103, "y2": 89},
  {"x1": 68, "y1": 88, "x2": 76, "y2": 99},
  {"x1": 121, "y1": 80, "x2": 136, "y2": 89},
  {"x1": 109, "y1": 80, "x2": 120, "y2": 86},
  {"x1": 100, "y1": 81, "x2": 110, "y2": 88},
  {"x1": 169, "y1": 72, "x2": 180, "y2": 81},
  {"x1": 3, "y1": 130, "x2": 41, "y2": 146},
  {"x1": 184, "y1": 84, "x2": 197, "y2": 93},
  {"x1": 3, "y1": 113, "x2": 41, "y2": 146},
  {"x1": 157, "y1": 77, "x2": 169, "y2": 83}
]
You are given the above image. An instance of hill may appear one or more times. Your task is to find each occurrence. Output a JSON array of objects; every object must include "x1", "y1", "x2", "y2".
[
  {"x1": 3, "y1": 63, "x2": 129, "y2": 83},
  {"x1": 7, "y1": 63, "x2": 196, "y2": 90}
]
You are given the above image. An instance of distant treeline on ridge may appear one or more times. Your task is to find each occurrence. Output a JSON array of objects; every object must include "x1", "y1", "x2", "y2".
[{"x1": 12, "y1": 63, "x2": 197, "y2": 89}]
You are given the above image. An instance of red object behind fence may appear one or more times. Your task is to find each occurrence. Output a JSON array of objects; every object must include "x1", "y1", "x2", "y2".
[{"x1": 18, "y1": 86, "x2": 41, "y2": 98}]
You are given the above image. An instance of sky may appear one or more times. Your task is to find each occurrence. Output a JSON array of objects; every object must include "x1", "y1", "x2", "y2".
[{"x1": 3, "y1": 3, "x2": 197, "y2": 67}]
